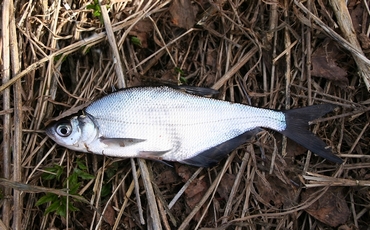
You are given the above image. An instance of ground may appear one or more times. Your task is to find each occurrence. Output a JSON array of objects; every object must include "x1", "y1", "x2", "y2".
[{"x1": 1, "y1": 0, "x2": 370, "y2": 229}]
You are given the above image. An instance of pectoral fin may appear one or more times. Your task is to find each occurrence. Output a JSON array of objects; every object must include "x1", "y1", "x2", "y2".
[
  {"x1": 100, "y1": 137, "x2": 146, "y2": 148},
  {"x1": 180, "y1": 128, "x2": 262, "y2": 167},
  {"x1": 99, "y1": 137, "x2": 172, "y2": 160}
]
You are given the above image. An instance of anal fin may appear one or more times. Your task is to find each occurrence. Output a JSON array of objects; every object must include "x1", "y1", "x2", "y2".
[{"x1": 180, "y1": 128, "x2": 262, "y2": 167}]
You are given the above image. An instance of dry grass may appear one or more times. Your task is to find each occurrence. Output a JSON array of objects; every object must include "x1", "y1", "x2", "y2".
[{"x1": 1, "y1": 0, "x2": 370, "y2": 229}]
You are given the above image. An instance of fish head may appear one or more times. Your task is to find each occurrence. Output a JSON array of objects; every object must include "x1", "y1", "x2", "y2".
[{"x1": 46, "y1": 115, "x2": 98, "y2": 152}]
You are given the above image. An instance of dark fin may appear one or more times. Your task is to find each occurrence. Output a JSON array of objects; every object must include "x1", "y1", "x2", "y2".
[
  {"x1": 280, "y1": 104, "x2": 343, "y2": 163},
  {"x1": 180, "y1": 128, "x2": 262, "y2": 167},
  {"x1": 173, "y1": 85, "x2": 219, "y2": 97},
  {"x1": 100, "y1": 138, "x2": 146, "y2": 147}
]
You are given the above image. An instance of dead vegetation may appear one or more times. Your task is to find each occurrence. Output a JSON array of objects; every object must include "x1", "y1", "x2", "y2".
[{"x1": 1, "y1": 0, "x2": 370, "y2": 229}]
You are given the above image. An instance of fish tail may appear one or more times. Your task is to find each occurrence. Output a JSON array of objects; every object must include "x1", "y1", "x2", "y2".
[{"x1": 280, "y1": 104, "x2": 343, "y2": 163}]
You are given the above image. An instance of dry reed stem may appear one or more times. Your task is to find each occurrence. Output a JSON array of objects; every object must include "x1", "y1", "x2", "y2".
[
  {"x1": 113, "y1": 168, "x2": 137, "y2": 230},
  {"x1": 130, "y1": 158, "x2": 145, "y2": 225},
  {"x1": 168, "y1": 167, "x2": 203, "y2": 209},
  {"x1": 178, "y1": 152, "x2": 237, "y2": 229},
  {"x1": 212, "y1": 47, "x2": 258, "y2": 90},
  {"x1": 152, "y1": 182, "x2": 177, "y2": 227},
  {"x1": 294, "y1": 0, "x2": 370, "y2": 91},
  {"x1": 329, "y1": 0, "x2": 370, "y2": 91},
  {"x1": 2, "y1": 0, "x2": 12, "y2": 227},
  {"x1": 304, "y1": 172, "x2": 370, "y2": 187},
  {"x1": 221, "y1": 151, "x2": 250, "y2": 224},
  {"x1": 138, "y1": 159, "x2": 162, "y2": 230},
  {"x1": 0, "y1": 178, "x2": 90, "y2": 203},
  {"x1": 100, "y1": 1, "x2": 126, "y2": 88}
]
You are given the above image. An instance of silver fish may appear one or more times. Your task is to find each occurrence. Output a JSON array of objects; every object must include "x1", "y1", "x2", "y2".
[{"x1": 46, "y1": 86, "x2": 342, "y2": 167}]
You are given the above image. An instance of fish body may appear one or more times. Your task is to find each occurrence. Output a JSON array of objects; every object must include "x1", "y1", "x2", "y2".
[{"x1": 46, "y1": 86, "x2": 342, "y2": 167}]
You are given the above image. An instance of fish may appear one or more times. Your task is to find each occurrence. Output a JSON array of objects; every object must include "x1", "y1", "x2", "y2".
[{"x1": 46, "y1": 86, "x2": 343, "y2": 167}]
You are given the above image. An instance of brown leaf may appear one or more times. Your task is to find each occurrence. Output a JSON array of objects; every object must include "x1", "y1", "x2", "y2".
[
  {"x1": 169, "y1": 0, "x2": 198, "y2": 29},
  {"x1": 185, "y1": 178, "x2": 207, "y2": 199},
  {"x1": 217, "y1": 173, "x2": 236, "y2": 200},
  {"x1": 255, "y1": 174, "x2": 298, "y2": 208},
  {"x1": 275, "y1": 133, "x2": 307, "y2": 158},
  {"x1": 156, "y1": 169, "x2": 179, "y2": 185},
  {"x1": 129, "y1": 18, "x2": 153, "y2": 48},
  {"x1": 123, "y1": 216, "x2": 136, "y2": 229},
  {"x1": 302, "y1": 187, "x2": 350, "y2": 227},
  {"x1": 348, "y1": 1, "x2": 363, "y2": 33},
  {"x1": 206, "y1": 48, "x2": 217, "y2": 70},
  {"x1": 311, "y1": 44, "x2": 348, "y2": 87},
  {"x1": 358, "y1": 33, "x2": 370, "y2": 49},
  {"x1": 175, "y1": 164, "x2": 195, "y2": 181},
  {"x1": 175, "y1": 164, "x2": 208, "y2": 220},
  {"x1": 184, "y1": 178, "x2": 208, "y2": 221},
  {"x1": 103, "y1": 204, "x2": 115, "y2": 226}
]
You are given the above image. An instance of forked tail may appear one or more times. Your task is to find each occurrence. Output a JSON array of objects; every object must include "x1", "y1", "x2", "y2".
[{"x1": 280, "y1": 104, "x2": 343, "y2": 163}]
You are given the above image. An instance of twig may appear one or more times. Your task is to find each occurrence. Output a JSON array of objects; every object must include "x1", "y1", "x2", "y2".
[
  {"x1": 303, "y1": 172, "x2": 370, "y2": 187},
  {"x1": 217, "y1": 187, "x2": 332, "y2": 229},
  {"x1": 348, "y1": 122, "x2": 369, "y2": 154},
  {"x1": 328, "y1": 0, "x2": 370, "y2": 91},
  {"x1": 113, "y1": 169, "x2": 139, "y2": 230},
  {"x1": 212, "y1": 46, "x2": 258, "y2": 90},
  {"x1": 222, "y1": 151, "x2": 250, "y2": 224},
  {"x1": 117, "y1": 0, "x2": 171, "y2": 49},
  {"x1": 0, "y1": 0, "x2": 23, "y2": 228},
  {"x1": 0, "y1": 17, "x2": 140, "y2": 92},
  {"x1": 349, "y1": 191, "x2": 358, "y2": 228},
  {"x1": 156, "y1": 197, "x2": 172, "y2": 230},
  {"x1": 133, "y1": 28, "x2": 197, "y2": 72},
  {"x1": 10, "y1": 0, "x2": 22, "y2": 228},
  {"x1": 294, "y1": 0, "x2": 370, "y2": 91},
  {"x1": 168, "y1": 167, "x2": 203, "y2": 209},
  {"x1": 339, "y1": 154, "x2": 370, "y2": 159},
  {"x1": 152, "y1": 182, "x2": 177, "y2": 227},
  {"x1": 178, "y1": 152, "x2": 236, "y2": 229},
  {"x1": 306, "y1": 0, "x2": 313, "y2": 105},
  {"x1": 268, "y1": 8, "x2": 278, "y2": 108},
  {"x1": 0, "y1": 178, "x2": 90, "y2": 203},
  {"x1": 95, "y1": 167, "x2": 132, "y2": 229},
  {"x1": 130, "y1": 158, "x2": 145, "y2": 224},
  {"x1": 309, "y1": 106, "x2": 370, "y2": 125},
  {"x1": 138, "y1": 159, "x2": 162, "y2": 230},
  {"x1": 2, "y1": 0, "x2": 12, "y2": 226},
  {"x1": 92, "y1": 159, "x2": 105, "y2": 229},
  {"x1": 99, "y1": 1, "x2": 126, "y2": 88}
]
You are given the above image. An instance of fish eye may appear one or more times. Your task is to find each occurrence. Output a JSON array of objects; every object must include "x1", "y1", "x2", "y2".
[{"x1": 56, "y1": 123, "x2": 72, "y2": 137}]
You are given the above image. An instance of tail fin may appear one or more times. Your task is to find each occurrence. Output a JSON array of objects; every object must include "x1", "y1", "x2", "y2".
[{"x1": 280, "y1": 104, "x2": 343, "y2": 163}]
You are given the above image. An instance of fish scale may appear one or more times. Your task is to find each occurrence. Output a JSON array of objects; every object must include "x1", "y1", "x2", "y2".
[
  {"x1": 84, "y1": 87, "x2": 286, "y2": 161},
  {"x1": 46, "y1": 86, "x2": 343, "y2": 167}
]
